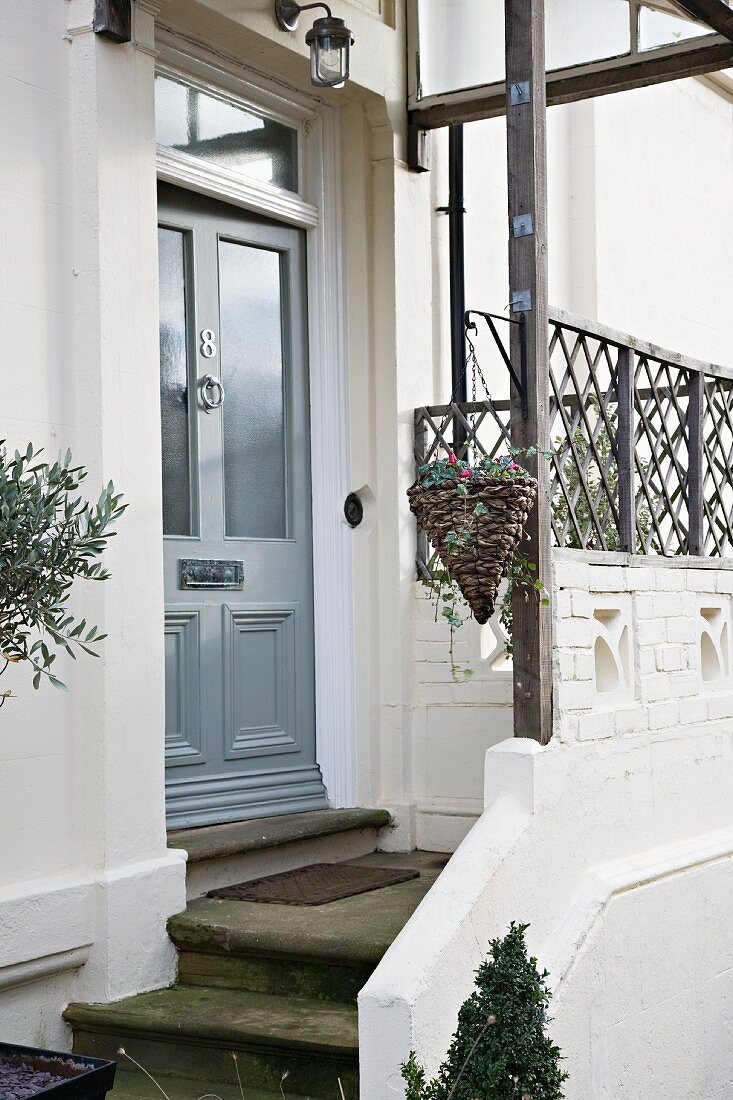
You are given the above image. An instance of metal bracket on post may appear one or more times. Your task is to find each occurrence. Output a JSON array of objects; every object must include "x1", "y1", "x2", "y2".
[
  {"x1": 464, "y1": 309, "x2": 529, "y2": 421},
  {"x1": 510, "y1": 288, "x2": 532, "y2": 312},
  {"x1": 512, "y1": 213, "x2": 534, "y2": 237},
  {"x1": 509, "y1": 80, "x2": 531, "y2": 105}
]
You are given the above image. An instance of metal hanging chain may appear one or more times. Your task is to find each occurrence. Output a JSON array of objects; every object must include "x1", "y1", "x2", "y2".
[
  {"x1": 432, "y1": 325, "x2": 510, "y2": 468},
  {"x1": 443, "y1": 323, "x2": 499, "y2": 410},
  {"x1": 435, "y1": 313, "x2": 519, "y2": 465},
  {"x1": 466, "y1": 324, "x2": 497, "y2": 410}
]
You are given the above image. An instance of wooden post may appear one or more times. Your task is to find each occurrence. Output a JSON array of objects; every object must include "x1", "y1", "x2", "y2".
[
  {"x1": 616, "y1": 346, "x2": 636, "y2": 554},
  {"x1": 687, "y1": 371, "x2": 705, "y2": 555},
  {"x1": 505, "y1": 0, "x2": 553, "y2": 744}
]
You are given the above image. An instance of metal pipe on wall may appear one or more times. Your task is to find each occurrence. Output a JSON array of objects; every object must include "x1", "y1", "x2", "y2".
[{"x1": 448, "y1": 125, "x2": 467, "y2": 401}]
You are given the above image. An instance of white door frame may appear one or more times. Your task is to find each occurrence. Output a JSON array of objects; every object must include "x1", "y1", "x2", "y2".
[{"x1": 154, "y1": 27, "x2": 356, "y2": 807}]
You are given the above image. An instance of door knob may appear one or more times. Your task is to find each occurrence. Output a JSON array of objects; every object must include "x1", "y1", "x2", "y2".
[{"x1": 201, "y1": 374, "x2": 225, "y2": 412}]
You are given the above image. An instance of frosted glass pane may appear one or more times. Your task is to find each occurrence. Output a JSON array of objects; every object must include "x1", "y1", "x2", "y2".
[
  {"x1": 158, "y1": 227, "x2": 192, "y2": 537},
  {"x1": 639, "y1": 7, "x2": 713, "y2": 51},
  {"x1": 417, "y1": 1, "x2": 504, "y2": 98},
  {"x1": 546, "y1": 0, "x2": 631, "y2": 71},
  {"x1": 415, "y1": 0, "x2": 631, "y2": 99},
  {"x1": 155, "y1": 75, "x2": 298, "y2": 192},
  {"x1": 219, "y1": 241, "x2": 287, "y2": 540}
]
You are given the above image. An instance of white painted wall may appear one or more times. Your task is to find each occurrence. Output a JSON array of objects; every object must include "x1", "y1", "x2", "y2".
[
  {"x1": 411, "y1": 584, "x2": 513, "y2": 851},
  {"x1": 0, "y1": 0, "x2": 186, "y2": 1048},
  {"x1": 360, "y1": 553, "x2": 733, "y2": 1098},
  {"x1": 0, "y1": 0, "x2": 79, "y2": 889}
]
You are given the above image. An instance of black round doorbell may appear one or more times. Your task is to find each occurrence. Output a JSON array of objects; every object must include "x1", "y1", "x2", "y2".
[{"x1": 344, "y1": 492, "x2": 364, "y2": 528}]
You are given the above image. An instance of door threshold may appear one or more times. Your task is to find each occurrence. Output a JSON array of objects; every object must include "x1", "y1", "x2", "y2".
[{"x1": 167, "y1": 807, "x2": 392, "y2": 865}]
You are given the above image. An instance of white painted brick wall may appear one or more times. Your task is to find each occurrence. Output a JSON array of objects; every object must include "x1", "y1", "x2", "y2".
[
  {"x1": 553, "y1": 554, "x2": 733, "y2": 741},
  {"x1": 413, "y1": 554, "x2": 733, "y2": 821},
  {"x1": 412, "y1": 583, "x2": 513, "y2": 846},
  {"x1": 662, "y1": 644, "x2": 690, "y2": 672}
]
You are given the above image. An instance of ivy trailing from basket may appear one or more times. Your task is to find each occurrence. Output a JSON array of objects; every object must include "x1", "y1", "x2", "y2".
[
  {"x1": 499, "y1": 549, "x2": 548, "y2": 660},
  {"x1": 401, "y1": 922, "x2": 567, "y2": 1099},
  {"x1": 409, "y1": 447, "x2": 551, "y2": 674},
  {"x1": 0, "y1": 442, "x2": 126, "y2": 701}
]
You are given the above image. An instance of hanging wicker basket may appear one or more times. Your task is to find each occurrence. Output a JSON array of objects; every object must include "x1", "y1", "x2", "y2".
[{"x1": 408, "y1": 474, "x2": 537, "y2": 625}]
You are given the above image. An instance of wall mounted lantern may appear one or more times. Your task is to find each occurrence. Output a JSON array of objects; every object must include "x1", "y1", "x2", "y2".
[{"x1": 275, "y1": 2, "x2": 354, "y2": 88}]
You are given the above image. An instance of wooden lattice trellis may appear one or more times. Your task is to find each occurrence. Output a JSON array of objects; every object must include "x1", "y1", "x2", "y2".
[
  {"x1": 702, "y1": 375, "x2": 733, "y2": 556},
  {"x1": 414, "y1": 307, "x2": 733, "y2": 574}
]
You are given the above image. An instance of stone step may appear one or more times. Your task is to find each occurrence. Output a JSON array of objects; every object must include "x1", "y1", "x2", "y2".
[
  {"x1": 65, "y1": 986, "x2": 358, "y2": 1099},
  {"x1": 168, "y1": 808, "x2": 393, "y2": 899},
  {"x1": 175, "y1": 948, "x2": 372, "y2": 1007},
  {"x1": 169, "y1": 852, "x2": 448, "y2": 1003},
  {"x1": 111, "y1": 1069, "x2": 314, "y2": 1100}
]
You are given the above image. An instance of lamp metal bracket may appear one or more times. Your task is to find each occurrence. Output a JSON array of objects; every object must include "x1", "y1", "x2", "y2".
[
  {"x1": 464, "y1": 309, "x2": 529, "y2": 421},
  {"x1": 275, "y1": 0, "x2": 333, "y2": 31}
]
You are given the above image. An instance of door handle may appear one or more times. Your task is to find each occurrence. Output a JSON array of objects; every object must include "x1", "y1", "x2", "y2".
[{"x1": 201, "y1": 374, "x2": 225, "y2": 412}]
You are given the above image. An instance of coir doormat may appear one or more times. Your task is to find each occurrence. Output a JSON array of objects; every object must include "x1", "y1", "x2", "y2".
[{"x1": 207, "y1": 862, "x2": 420, "y2": 905}]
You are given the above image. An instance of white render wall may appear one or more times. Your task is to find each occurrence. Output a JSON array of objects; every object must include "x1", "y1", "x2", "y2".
[
  {"x1": 411, "y1": 584, "x2": 512, "y2": 852},
  {"x1": 360, "y1": 552, "x2": 733, "y2": 1098},
  {"x1": 0, "y1": 0, "x2": 186, "y2": 1048}
]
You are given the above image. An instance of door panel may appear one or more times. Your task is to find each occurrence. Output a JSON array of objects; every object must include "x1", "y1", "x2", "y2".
[
  {"x1": 158, "y1": 182, "x2": 327, "y2": 828},
  {"x1": 223, "y1": 605, "x2": 299, "y2": 759},
  {"x1": 164, "y1": 607, "x2": 203, "y2": 766}
]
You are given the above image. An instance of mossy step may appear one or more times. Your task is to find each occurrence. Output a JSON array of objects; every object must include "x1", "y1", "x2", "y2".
[
  {"x1": 111, "y1": 1069, "x2": 314, "y2": 1100},
  {"x1": 170, "y1": 852, "x2": 448, "y2": 1003},
  {"x1": 176, "y1": 950, "x2": 371, "y2": 1007},
  {"x1": 168, "y1": 808, "x2": 392, "y2": 864},
  {"x1": 65, "y1": 986, "x2": 358, "y2": 1099}
]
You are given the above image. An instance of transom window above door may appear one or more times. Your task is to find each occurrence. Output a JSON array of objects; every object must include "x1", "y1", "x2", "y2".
[{"x1": 155, "y1": 73, "x2": 299, "y2": 193}]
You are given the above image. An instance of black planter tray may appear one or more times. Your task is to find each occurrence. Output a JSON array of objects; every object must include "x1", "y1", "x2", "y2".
[{"x1": 0, "y1": 1043, "x2": 116, "y2": 1100}]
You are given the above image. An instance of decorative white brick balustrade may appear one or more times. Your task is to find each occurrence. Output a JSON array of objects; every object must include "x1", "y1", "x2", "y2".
[{"x1": 553, "y1": 549, "x2": 733, "y2": 742}]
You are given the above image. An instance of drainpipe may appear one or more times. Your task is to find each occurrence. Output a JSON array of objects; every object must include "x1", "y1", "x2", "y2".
[{"x1": 448, "y1": 125, "x2": 467, "y2": 402}]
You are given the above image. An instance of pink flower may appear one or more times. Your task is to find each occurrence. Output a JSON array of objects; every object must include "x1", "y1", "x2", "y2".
[
  {"x1": 448, "y1": 452, "x2": 457, "y2": 464},
  {"x1": 509, "y1": 463, "x2": 520, "y2": 471},
  {"x1": 458, "y1": 468, "x2": 472, "y2": 479}
]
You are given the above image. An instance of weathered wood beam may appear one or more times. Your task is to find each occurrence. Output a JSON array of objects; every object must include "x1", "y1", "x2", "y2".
[
  {"x1": 616, "y1": 347, "x2": 636, "y2": 555},
  {"x1": 410, "y1": 37, "x2": 733, "y2": 130},
  {"x1": 505, "y1": 0, "x2": 553, "y2": 745},
  {"x1": 407, "y1": 119, "x2": 431, "y2": 172},
  {"x1": 93, "y1": 0, "x2": 132, "y2": 43},
  {"x1": 671, "y1": 0, "x2": 733, "y2": 41},
  {"x1": 687, "y1": 371, "x2": 705, "y2": 555}
]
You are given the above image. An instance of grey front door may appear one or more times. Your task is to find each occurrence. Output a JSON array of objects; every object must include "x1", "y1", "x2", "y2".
[{"x1": 157, "y1": 182, "x2": 328, "y2": 828}]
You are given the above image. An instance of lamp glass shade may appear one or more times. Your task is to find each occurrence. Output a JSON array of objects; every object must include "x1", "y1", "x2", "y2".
[{"x1": 306, "y1": 18, "x2": 352, "y2": 88}]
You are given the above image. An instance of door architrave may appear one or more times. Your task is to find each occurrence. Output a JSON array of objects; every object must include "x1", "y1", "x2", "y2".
[{"x1": 154, "y1": 28, "x2": 356, "y2": 808}]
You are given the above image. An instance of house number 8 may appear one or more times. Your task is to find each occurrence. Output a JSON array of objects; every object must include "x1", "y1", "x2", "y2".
[{"x1": 200, "y1": 329, "x2": 217, "y2": 358}]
